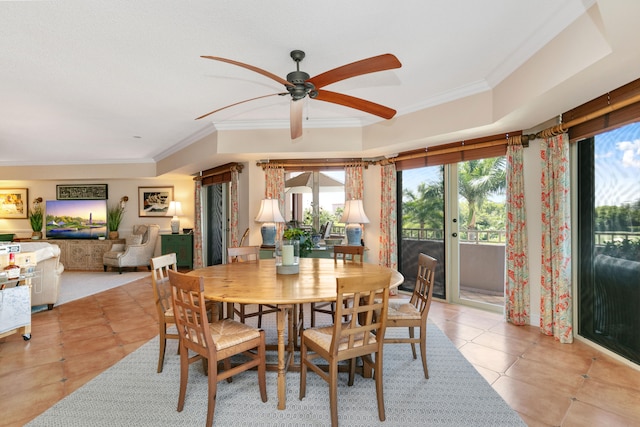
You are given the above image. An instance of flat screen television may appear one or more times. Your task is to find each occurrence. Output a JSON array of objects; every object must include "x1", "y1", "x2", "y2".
[{"x1": 45, "y1": 199, "x2": 108, "y2": 239}]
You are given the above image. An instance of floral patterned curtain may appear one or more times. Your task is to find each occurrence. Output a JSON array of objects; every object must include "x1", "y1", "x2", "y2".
[
  {"x1": 540, "y1": 131, "x2": 573, "y2": 343},
  {"x1": 193, "y1": 180, "x2": 204, "y2": 269},
  {"x1": 345, "y1": 164, "x2": 364, "y2": 201},
  {"x1": 504, "y1": 138, "x2": 529, "y2": 325},
  {"x1": 379, "y1": 162, "x2": 397, "y2": 270},
  {"x1": 265, "y1": 164, "x2": 285, "y2": 238},
  {"x1": 229, "y1": 168, "x2": 239, "y2": 247}
]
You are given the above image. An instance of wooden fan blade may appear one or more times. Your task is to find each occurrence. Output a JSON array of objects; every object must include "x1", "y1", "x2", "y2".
[
  {"x1": 290, "y1": 99, "x2": 303, "y2": 139},
  {"x1": 307, "y1": 53, "x2": 401, "y2": 89},
  {"x1": 201, "y1": 56, "x2": 293, "y2": 87},
  {"x1": 313, "y1": 90, "x2": 397, "y2": 119},
  {"x1": 195, "y1": 93, "x2": 287, "y2": 120}
]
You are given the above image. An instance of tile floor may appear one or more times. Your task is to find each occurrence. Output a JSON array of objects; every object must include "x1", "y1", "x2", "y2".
[{"x1": 1, "y1": 275, "x2": 639, "y2": 426}]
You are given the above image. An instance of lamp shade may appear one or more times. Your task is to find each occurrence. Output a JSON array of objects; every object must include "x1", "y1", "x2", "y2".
[
  {"x1": 166, "y1": 201, "x2": 184, "y2": 217},
  {"x1": 255, "y1": 199, "x2": 285, "y2": 247},
  {"x1": 166, "y1": 201, "x2": 183, "y2": 234},
  {"x1": 340, "y1": 200, "x2": 369, "y2": 246},
  {"x1": 339, "y1": 200, "x2": 370, "y2": 224},
  {"x1": 255, "y1": 199, "x2": 285, "y2": 223}
]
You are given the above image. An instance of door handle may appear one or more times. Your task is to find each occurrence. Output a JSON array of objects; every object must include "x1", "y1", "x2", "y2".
[{"x1": 451, "y1": 233, "x2": 457, "y2": 237}]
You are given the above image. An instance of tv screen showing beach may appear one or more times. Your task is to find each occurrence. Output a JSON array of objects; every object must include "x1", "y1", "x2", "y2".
[{"x1": 45, "y1": 200, "x2": 107, "y2": 239}]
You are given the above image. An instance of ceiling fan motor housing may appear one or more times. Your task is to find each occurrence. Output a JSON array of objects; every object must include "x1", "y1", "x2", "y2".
[{"x1": 286, "y1": 70, "x2": 313, "y2": 100}]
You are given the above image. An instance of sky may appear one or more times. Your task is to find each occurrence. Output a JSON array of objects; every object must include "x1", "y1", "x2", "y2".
[
  {"x1": 594, "y1": 122, "x2": 640, "y2": 206},
  {"x1": 45, "y1": 200, "x2": 107, "y2": 221}
]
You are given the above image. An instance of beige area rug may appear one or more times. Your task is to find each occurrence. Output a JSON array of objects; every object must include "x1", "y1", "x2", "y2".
[
  {"x1": 26, "y1": 316, "x2": 526, "y2": 426},
  {"x1": 56, "y1": 271, "x2": 151, "y2": 305}
]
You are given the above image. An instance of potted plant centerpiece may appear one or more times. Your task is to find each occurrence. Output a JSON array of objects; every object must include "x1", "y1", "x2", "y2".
[
  {"x1": 29, "y1": 197, "x2": 44, "y2": 240},
  {"x1": 107, "y1": 196, "x2": 128, "y2": 239},
  {"x1": 282, "y1": 226, "x2": 313, "y2": 257}
]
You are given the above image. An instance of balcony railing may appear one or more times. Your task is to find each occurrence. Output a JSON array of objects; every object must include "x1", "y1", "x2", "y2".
[
  {"x1": 402, "y1": 228, "x2": 505, "y2": 243},
  {"x1": 594, "y1": 231, "x2": 640, "y2": 245}
]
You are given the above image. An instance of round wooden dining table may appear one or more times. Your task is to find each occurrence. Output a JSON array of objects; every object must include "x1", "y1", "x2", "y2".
[{"x1": 188, "y1": 257, "x2": 403, "y2": 410}]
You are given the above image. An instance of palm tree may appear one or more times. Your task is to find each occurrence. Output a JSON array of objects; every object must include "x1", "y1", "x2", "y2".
[
  {"x1": 457, "y1": 157, "x2": 506, "y2": 231},
  {"x1": 403, "y1": 179, "x2": 444, "y2": 230}
]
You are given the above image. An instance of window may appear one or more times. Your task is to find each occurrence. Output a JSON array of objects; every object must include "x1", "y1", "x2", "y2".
[
  {"x1": 284, "y1": 171, "x2": 345, "y2": 235},
  {"x1": 577, "y1": 122, "x2": 640, "y2": 364}
]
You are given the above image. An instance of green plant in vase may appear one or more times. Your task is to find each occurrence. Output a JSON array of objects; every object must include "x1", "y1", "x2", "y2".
[
  {"x1": 282, "y1": 227, "x2": 313, "y2": 257},
  {"x1": 29, "y1": 197, "x2": 44, "y2": 239},
  {"x1": 107, "y1": 196, "x2": 128, "y2": 239}
]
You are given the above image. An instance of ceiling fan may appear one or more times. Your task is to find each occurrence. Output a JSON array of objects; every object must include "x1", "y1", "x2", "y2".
[{"x1": 196, "y1": 50, "x2": 402, "y2": 139}]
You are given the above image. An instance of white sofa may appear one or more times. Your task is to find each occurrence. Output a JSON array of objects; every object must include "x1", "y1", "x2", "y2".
[{"x1": 18, "y1": 242, "x2": 65, "y2": 309}]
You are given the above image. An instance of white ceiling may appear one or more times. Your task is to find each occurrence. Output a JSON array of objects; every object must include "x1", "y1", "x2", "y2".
[{"x1": 2, "y1": 0, "x2": 639, "y2": 176}]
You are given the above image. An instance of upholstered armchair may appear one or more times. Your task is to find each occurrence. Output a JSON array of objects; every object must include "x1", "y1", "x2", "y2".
[{"x1": 103, "y1": 224, "x2": 160, "y2": 273}]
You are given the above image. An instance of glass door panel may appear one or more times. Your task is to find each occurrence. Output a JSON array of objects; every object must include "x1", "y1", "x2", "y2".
[
  {"x1": 399, "y1": 166, "x2": 446, "y2": 299},
  {"x1": 454, "y1": 157, "x2": 506, "y2": 310},
  {"x1": 577, "y1": 122, "x2": 640, "y2": 364}
]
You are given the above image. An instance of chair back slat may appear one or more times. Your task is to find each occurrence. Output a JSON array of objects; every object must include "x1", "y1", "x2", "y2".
[
  {"x1": 333, "y1": 245, "x2": 364, "y2": 264},
  {"x1": 410, "y1": 253, "x2": 437, "y2": 318},
  {"x1": 168, "y1": 269, "x2": 215, "y2": 356},
  {"x1": 331, "y1": 273, "x2": 390, "y2": 358},
  {"x1": 228, "y1": 246, "x2": 260, "y2": 263},
  {"x1": 150, "y1": 253, "x2": 178, "y2": 315}
]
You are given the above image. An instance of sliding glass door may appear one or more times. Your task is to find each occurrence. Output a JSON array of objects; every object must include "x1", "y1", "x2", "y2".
[
  {"x1": 453, "y1": 157, "x2": 506, "y2": 309},
  {"x1": 577, "y1": 122, "x2": 640, "y2": 364},
  {"x1": 398, "y1": 156, "x2": 506, "y2": 312},
  {"x1": 398, "y1": 166, "x2": 446, "y2": 298}
]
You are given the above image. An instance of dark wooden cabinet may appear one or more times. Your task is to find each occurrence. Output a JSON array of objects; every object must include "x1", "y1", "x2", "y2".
[{"x1": 161, "y1": 234, "x2": 193, "y2": 269}]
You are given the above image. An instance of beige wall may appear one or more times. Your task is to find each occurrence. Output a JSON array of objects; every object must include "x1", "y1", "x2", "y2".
[
  {"x1": 0, "y1": 139, "x2": 550, "y2": 328},
  {"x1": 0, "y1": 175, "x2": 195, "y2": 239}
]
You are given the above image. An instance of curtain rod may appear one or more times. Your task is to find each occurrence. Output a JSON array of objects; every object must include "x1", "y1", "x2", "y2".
[
  {"x1": 256, "y1": 159, "x2": 369, "y2": 169},
  {"x1": 533, "y1": 92, "x2": 640, "y2": 139},
  {"x1": 376, "y1": 135, "x2": 526, "y2": 165}
]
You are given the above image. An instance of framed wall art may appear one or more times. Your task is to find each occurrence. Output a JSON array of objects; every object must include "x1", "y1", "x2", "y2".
[
  {"x1": 56, "y1": 184, "x2": 108, "y2": 200},
  {"x1": 138, "y1": 186, "x2": 173, "y2": 217},
  {"x1": 0, "y1": 188, "x2": 28, "y2": 219}
]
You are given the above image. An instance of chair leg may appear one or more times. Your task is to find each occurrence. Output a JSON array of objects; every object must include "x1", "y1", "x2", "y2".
[
  {"x1": 257, "y1": 304, "x2": 263, "y2": 328},
  {"x1": 257, "y1": 331, "x2": 267, "y2": 402},
  {"x1": 409, "y1": 327, "x2": 417, "y2": 359},
  {"x1": 420, "y1": 326, "x2": 429, "y2": 379},
  {"x1": 347, "y1": 358, "x2": 357, "y2": 386},
  {"x1": 157, "y1": 324, "x2": 167, "y2": 373},
  {"x1": 223, "y1": 358, "x2": 232, "y2": 383},
  {"x1": 299, "y1": 338, "x2": 307, "y2": 400},
  {"x1": 329, "y1": 361, "x2": 339, "y2": 427},
  {"x1": 177, "y1": 343, "x2": 189, "y2": 412},
  {"x1": 206, "y1": 357, "x2": 218, "y2": 427},
  {"x1": 374, "y1": 351, "x2": 386, "y2": 422}
]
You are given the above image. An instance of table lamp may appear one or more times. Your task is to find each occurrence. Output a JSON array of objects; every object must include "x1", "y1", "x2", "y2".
[
  {"x1": 166, "y1": 201, "x2": 184, "y2": 234},
  {"x1": 339, "y1": 199, "x2": 369, "y2": 246},
  {"x1": 255, "y1": 198, "x2": 285, "y2": 247}
]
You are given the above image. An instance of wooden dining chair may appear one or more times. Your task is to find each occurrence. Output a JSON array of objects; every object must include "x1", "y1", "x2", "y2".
[
  {"x1": 383, "y1": 252, "x2": 437, "y2": 379},
  {"x1": 151, "y1": 253, "x2": 220, "y2": 373},
  {"x1": 299, "y1": 272, "x2": 391, "y2": 427},
  {"x1": 227, "y1": 246, "x2": 278, "y2": 328},
  {"x1": 309, "y1": 245, "x2": 365, "y2": 327},
  {"x1": 168, "y1": 269, "x2": 267, "y2": 427},
  {"x1": 150, "y1": 253, "x2": 180, "y2": 373}
]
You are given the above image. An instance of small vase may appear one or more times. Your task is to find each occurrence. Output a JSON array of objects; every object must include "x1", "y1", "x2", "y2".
[
  {"x1": 31, "y1": 231, "x2": 42, "y2": 240},
  {"x1": 108, "y1": 231, "x2": 119, "y2": 240}
]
